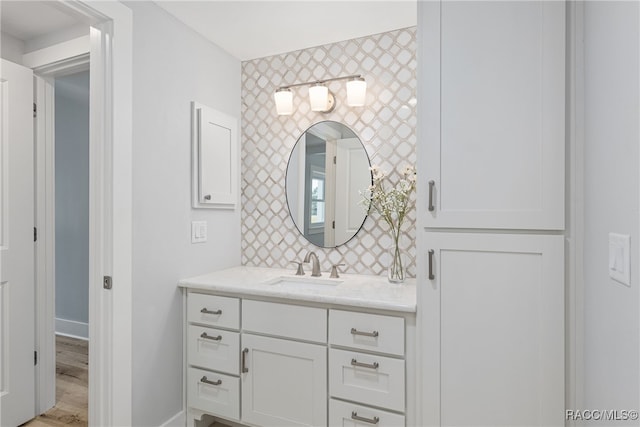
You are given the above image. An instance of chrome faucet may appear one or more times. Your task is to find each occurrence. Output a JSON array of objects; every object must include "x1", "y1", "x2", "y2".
[{"x1": 303, "y1": 251, "x2": 321, "y2": 277}]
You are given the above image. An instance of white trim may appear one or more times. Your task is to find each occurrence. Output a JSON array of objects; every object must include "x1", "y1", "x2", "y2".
[
  {"x1": 55, "y1": 318, "x2": 89, "y2": 341},
  {"x1": 566, "y1": 1, "x2": 585, "y2": 422},
  {"x1": 22, "y1": 36, "x2": 90, "y2": 70},
  {"x1": 34, "y1": 75, "x2": 57, "y2": 415},
  {"x1": 160, "y1": 410, "x2": 186, "y2": 427}
]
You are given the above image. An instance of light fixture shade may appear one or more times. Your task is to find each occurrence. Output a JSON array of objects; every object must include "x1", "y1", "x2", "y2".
[
  {"x1": 347, "y1": 77, "x2": 367, "y2": 106},
  {"x1": 309, "y1": 84, "x2": 329, "y2": 111},
  {"x1": 274, "y1": 88, "x2": 293, "y2": 115}
]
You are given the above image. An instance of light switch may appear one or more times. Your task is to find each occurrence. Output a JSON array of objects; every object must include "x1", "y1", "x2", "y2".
[
  {"x1": 191, "y1": 221, "x2": 207, "y2": 244},
  {"x1": 608, "y1": 233, "x2": 630, "y2": 286}
]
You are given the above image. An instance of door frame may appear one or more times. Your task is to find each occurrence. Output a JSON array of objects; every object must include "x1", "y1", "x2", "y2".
[{"x1": 31, "y1": 1, "x2": 132, "y2": 425}]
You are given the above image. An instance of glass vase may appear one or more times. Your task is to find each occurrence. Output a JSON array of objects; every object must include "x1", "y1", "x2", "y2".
[{"x1": 387, "y1": 241, "x2": 407, "y2": 283}]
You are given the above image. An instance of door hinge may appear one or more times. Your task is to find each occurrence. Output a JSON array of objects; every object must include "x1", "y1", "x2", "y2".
[
  {"x1": 34, "y1": 350, "x2": 38, "y2": 366},
  {"x1": 33, "y1": 103, "x2": 37, "y2": 118},
  {"x1": 103, "y1": 275, "x2": 112, "y2": 290},
  {"x1": 34, "y1": 227, "x2": 37, "y2": 242}
]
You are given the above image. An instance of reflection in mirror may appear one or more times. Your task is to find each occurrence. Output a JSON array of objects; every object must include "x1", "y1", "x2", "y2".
[{"x1": 286, "y1": 121, "x2": 371, "y2": 248}]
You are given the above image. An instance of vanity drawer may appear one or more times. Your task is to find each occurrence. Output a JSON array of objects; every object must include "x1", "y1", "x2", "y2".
[
  {"x1": 187, "y1": 325, "x2": 239, "y2": 374},
  {"x1": 329, "y1": 348, "x2": 405, "y2": 412},
  {"x1": 330, "y1": 399, "x2": 405, "y2": 427},
  {"x1": 187, "y1": 293, "x2": 239, "y2": 330},
  {"x1": 329, "y1": 310, "x2": 405, "y2": 356},
  {"x1": 187, "y1": 367, "x2": 240, "y2": 420},
  {"x1": 242, "y1": 299, "x2": 327, "y2": 343}
]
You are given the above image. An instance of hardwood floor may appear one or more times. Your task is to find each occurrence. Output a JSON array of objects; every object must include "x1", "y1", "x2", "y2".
[{"x1": 22, "y1": 335, "x2": 88, "y2": 427}]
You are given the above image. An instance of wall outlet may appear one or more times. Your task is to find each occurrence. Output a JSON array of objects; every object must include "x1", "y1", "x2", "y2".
[
  {"x1": 191, "y1": 221, "x2": 207, "y2": 243},
  {"x1": 608, "y1": 233, "x2": 630, "y2": 286}
]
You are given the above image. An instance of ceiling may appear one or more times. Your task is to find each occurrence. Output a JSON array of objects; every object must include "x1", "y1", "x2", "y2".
[
  {"x1": 155, "y1": 1, "x2": 417, "y2": 60},
  {"x1": 0, "y1": 1, "x2": 81, "y2": 42}
]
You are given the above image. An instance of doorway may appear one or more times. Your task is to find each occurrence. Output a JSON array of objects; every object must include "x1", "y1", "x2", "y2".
[{"x1": 0, "y1": 1, "x2": 133, "y2": 425}]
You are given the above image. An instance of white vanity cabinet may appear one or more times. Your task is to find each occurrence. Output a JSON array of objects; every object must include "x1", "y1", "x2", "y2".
[
  {"x1": 328, "y1": 310, "x2": 407, "y2": 426},
  {"x1": 181, "y1": 275, "x2": 416, "y2": 427}
]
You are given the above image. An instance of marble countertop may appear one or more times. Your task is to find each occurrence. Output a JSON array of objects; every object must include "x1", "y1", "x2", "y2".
[{"x1": 178, "y1": 266, "x2": 417, "y2": 313}]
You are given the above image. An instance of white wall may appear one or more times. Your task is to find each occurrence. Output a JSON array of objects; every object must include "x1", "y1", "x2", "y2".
[
  {"x1": 0, "y1": 31, "x2": 24, "y2": 64},
  {"x1": 125, "y1": 2, "x2": 242, "y2": 425},
  {"x1": 583, "y1": 1, "x2": 639, "y2": 423},
  {"x1": 54, "y1": 70, "x2": 90, "y2": 337}
]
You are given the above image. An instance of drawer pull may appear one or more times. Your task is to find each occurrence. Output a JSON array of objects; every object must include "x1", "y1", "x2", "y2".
[
  {"x1": 241, "y1": 348, "x2": 249, "y2": 373},
  {"x1": 200, "y1": 376, "x2": 222, "y2": 386},
  {"x1": 351, "y1": 411, "x2": 380, "y2": 425},
  {"x1": 351, "y1": 358, "x2": 379, "y2": 370},
  {"x1": 428, "y1": 180, "x2": 435, "y2": 211},
  {"x1": 350, "y1": 328, "x2": 379, "y2": 338},
  {"x1": 428, "y1": 249, "x2": 435, "y2": 280},
  {"x1": 200, "y1": 308, "x2": 222, "y2": 315},
  {"x1": 200, "y1": 332, "x2": 222, "y2": 341}
]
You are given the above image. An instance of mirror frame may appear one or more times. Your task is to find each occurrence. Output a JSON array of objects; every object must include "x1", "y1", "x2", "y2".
[{"x1": 285, "y1": 120, "x2": 372, "y2": 248}]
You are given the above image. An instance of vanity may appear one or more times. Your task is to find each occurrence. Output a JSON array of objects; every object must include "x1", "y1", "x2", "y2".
[{"x1": 179, "y1": 266, "x2": 417, "y2": 427}]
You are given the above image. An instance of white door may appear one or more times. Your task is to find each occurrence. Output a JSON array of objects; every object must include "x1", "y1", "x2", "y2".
[
  {"x1": 420, "y1": 1, "x2": 565, "y2": 230},
  {"x1": 241, "y1": 334, "x2": 327, "y2": 427},
  {"x1": 420, "y1": 232, "x2": 564, "y2": 427},
  {"x1": 0, "y1": 59, "x2": 36, "y2": 426},
  {"x1": 334, "y1": 138, "x2": 369, "y2": 243}
]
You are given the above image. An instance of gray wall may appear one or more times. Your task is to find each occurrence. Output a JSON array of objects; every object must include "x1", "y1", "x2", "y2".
[
  {"x1": 583, "y1": 2, "x2": 639, "y2": 422},
  {"x1": 55, "y1": 70, "x2": 90, "y2": 330},
  {"x1": 126, "y1": 2, "x2": 242, "y2": 425}
]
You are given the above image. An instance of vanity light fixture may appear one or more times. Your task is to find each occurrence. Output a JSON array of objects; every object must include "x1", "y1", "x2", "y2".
[{"x1": 274, "y1": 74, "x2": 366, "y2": 116}]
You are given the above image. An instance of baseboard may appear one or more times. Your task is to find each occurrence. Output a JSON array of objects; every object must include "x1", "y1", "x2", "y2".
[
  {"x1": 160, "y1": 410, "x2": 185, "y2": 427},
  {"x1": 55, "y1": 317, "x2": 89, "y2": 340}
]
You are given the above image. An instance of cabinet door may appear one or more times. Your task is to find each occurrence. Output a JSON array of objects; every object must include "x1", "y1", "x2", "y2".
[
  {"x1": 420, "y1": 1, "x2": 565, "y2": 230},
  {"x1": 420, "y1": 232, "x2": 564, "y2": 426},
  {"x1": 241, "y1": 334, "x2": 327, "y2": 427}
]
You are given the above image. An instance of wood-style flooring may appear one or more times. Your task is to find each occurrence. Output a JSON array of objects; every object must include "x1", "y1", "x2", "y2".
[{"x1": 21, "y1": 335, "x2": 88, "y2": 427}]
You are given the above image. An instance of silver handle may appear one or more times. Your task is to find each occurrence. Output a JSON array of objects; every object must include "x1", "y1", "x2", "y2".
[
  {"x1": 241, "y1": 348, "x2": 249, "y2": 373},
  {"x1": 204, "y1": 194, "x2": 211, "y2": 201},
  {"x1": 350, "y1": 328, "x2": 378, "y2": 338},
  {"x1": 200, "y1": 332, "x2": 222, "y2": 341},
  {"x1": 351, "y1": 358, "x2": 379, "y2": 370},
  {"x1": 428, "y1": 180, "x2": 435, "y2": 211},
  {"x1": 351, "y1": 412, "x2": 380, "y2": 425},
  {"x1": 200, "y1": 376, "x2": 222, "y2": 386},
  {"x1": 200, "y1": 308, "x2": 222, "y2": 315},
  {"x1": 428, "y1": 249, "x2": 435, "y2": 280}
]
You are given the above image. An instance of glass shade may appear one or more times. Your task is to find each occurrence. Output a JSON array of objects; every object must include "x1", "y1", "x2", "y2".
[
  {"x1": 346, "y1": 77, "x2": 367, "y2": 107},
  {"x1": 309, "y1": 84, "x2": 329, "y2": 111},
  {"x1": 274, "y1": 88, "x2": 293, "y2": 115}
]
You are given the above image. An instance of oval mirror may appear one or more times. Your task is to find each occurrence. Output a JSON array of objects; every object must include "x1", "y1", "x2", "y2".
[{"x1": 286, "y1": 121, "x2": 371, "y2": 248}]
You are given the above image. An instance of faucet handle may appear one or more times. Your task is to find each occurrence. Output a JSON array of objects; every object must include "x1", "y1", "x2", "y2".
[
  {"x1": 290, "y1": 261, "x2": 305, "y2": 276},
  {"x1": 330, "y1": 263, "x2": 345, "y2": 279}
]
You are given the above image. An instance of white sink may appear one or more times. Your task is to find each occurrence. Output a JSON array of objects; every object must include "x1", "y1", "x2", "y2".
[{"x1": 265, "y1": 275, "x2": 343, "y2": 291}]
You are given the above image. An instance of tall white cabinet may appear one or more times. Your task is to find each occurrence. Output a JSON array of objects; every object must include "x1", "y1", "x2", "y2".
[{"x1": 417, "y1": 2, "x2": 566, "y2": 426}]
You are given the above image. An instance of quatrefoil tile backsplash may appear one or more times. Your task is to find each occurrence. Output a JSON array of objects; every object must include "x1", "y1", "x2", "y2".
[{"x1": 241, "y1": 27, "x2": 417, "y2": 277}]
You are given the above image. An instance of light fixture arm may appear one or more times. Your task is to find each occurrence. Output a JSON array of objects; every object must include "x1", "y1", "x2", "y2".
[{"x1": 277, "y1": 74, "x2": 363, "y2": 91}]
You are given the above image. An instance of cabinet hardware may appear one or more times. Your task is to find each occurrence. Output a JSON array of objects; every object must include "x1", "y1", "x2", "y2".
[
  {"x1": 351, "y1": 411, "x2": 380, "y2": 425},
  {"x1": 428, "y1": 180, "x2": 435, "y2": 211},
  {"x1": 351, "y1": 358, "x2": 379, "y2": 370},
  {"x1": 428, "y1": 250, "x2": 435, "y2": 280},
  {"x1": 200, "y1": 376, "x2": 222, "y2": 386},
  {"x1": 200, "y1": 332, "x2": 222, "y2": 341},
  {"x1": 350, "y1": 328, "x2": 378, "y2": 338},
  {"x1": 204, "y1": 194, "x2": 211, "y2": 201},
  {"x1": 200, "y1": 308, "x2": 222, "y2": 315},
  {"x1": 241, "y1": 348, "x2": 249, "y2": 373}
]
